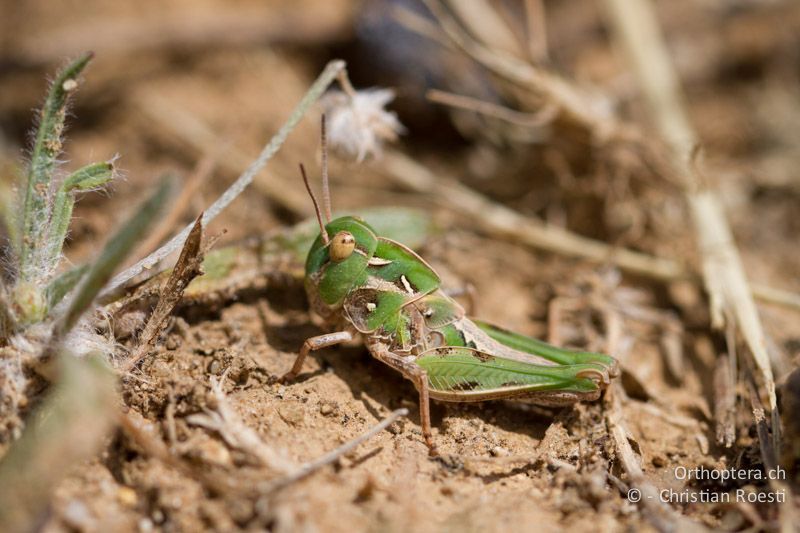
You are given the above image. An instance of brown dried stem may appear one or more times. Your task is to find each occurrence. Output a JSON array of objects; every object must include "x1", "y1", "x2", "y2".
[
  {"x1": 523, "y1": 0, "x2": 549, "y2": 62},
  {"x1": 121, "y1": 215, "x2": 216, "y2": 372},
  {"x1": 426, "y1": 88, "x2": 558, "y2": 128}
]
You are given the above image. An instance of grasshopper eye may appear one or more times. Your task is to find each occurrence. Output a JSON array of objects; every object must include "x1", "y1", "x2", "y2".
[{"x1": 329, "y1": 231, "x2": 356, "y2": 262}]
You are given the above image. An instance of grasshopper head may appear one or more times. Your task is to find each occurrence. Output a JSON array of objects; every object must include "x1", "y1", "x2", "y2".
[
  {"x1": 299, "y1": 116, "x2": 380, "y2": 314},
  {"x1": 305, "y1": 215, "x2": 378, "y2": 308}
]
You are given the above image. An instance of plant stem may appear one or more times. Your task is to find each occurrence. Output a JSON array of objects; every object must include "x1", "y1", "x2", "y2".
[
  {"x1": 602, "y1": 0, "x2": 776, "y2": 412},
  {"x1": 101, "y1": 59, "x2": 346, "y2": 297}
]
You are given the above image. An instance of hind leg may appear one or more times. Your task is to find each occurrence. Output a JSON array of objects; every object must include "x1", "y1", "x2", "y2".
[{"x1": 370, "y1": 347, "x2": 438, "y2": 456}]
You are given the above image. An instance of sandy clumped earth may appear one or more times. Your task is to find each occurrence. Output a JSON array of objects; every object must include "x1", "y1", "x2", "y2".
[{"x1": 1, "y1": 0, "x2": 799, "y2": 531}]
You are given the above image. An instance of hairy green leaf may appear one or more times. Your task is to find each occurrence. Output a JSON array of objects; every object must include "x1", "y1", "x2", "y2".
[
  {"x1": 18, "y1": 52, "x2": 93, "y2": 281},
  {"x1": 46, "y1": 161, "x2": 114, "y2": 267},
  {"x1": 45, "y1": 264, "x2": 89, "y2": 311}
]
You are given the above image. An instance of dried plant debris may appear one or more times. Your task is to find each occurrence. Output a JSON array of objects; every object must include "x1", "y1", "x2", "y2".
[
  {"x1": 121, "y1": 214, "x2": 217, "y2": 372},
  {"x1": 1, "y1": 1, "x2": 799, "y2": 531}
]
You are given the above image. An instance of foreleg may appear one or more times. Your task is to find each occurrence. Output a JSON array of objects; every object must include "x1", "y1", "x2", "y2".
[{"x1": 279, "y1": 331, "x2": 352, "y2": 383}]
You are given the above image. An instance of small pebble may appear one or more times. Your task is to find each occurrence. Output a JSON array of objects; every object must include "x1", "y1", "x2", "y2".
[
  {"x1": 320, "y1": 403, "x2": 335, "y2": 416},
  {"x1": 117, "y1": 486, "x2": 138, "y2": 507},
  {"x1": 62, "y1": 500, "x2": 91, "y2": 529},
  {"x1": 720, "y1": 508, "x2": 745, "y2": 531},
  {"x1": 151, "y1": 509, "x2": 165, "y2": 524},
  {"x1": 490, "y1": 446, "x2": 509, "y2": 457}
]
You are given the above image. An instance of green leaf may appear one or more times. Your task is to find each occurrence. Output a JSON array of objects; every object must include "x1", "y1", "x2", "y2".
[
  {"x1": 18, "y1": 52, "x2": 93, "y2": 282},
  {"x1": 54, "y1": 176, "x2": 172, "y2": 337},
  {"x1": 45, "y1": 264, "x2": 89, "y2": 311},
  {"x1": 46, "y1": 161, "x2": 114, "y2": 267}
]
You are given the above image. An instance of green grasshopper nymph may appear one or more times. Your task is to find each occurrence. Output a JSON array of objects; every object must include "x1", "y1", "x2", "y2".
[{"x1": 280, "y1": 120, "x2": 619, "y2": 455}]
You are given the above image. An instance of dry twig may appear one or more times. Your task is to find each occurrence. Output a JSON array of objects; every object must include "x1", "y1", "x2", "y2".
[
  {"x1": 121, "y1": 215, "x2": 217, "y2": 372},
  {"x1": 427, "y1": 88, "x2": 558, "y2": 128},
  {"x1": 442, "y1": 0, "x2": 526, "y2": 59},
  {"x1": 263, "y1": 408, "x2": 408, "y2": 493},
  {"x1": 187, "y1": 373, "x2": 296, "y2": 475},
  {"x1": 605, "y1": 384, "x2": 708, "y2": 532},
  {"x1": 713, "y1": 352, "x2": 737, "y2": 448}
]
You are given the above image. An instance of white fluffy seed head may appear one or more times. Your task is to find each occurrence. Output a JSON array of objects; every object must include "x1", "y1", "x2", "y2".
[{"x1": 320, "y1": 88, "x2": 405, "y2": 162}]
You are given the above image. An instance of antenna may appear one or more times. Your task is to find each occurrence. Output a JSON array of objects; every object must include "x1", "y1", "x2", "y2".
[
  {"x1": 321, "y1": 114, "x2": 332, "y2": 222},
  {"x1": 299, "y1": 163, "x2": 329, "y2": 245}
]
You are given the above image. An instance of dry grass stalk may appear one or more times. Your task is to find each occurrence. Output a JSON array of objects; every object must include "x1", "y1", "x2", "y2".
[
  {"x1": 102, "y1": 60, "x2": 346, "y2": 297},
  {"x1": 381, "y1": 149, "x2": 682, "y2": 280},
  {"x1": 602, "y1": 0, "x2": 777, "y2": 413},
  {"x1": 523, "y1": 0, "x2": 549, "y2": 62},
  {"x1": 119, "y1": 409, "x2": 236, "y2": 496},
  {"x1": 426, "y1": 88, "x2": 558, "y2": 128},
  {"x1": 420, "y1": 0, "x2": 625, "y2": 143},
  {"x1": 713, "y1": 352, "x2": 737, "y2": 448},
  {"x1": 443, "y1": 0, "x2": 526, "y2": 59},
  {"x1": 133, "y1": 149, "x2": 219, "y2": 261}
]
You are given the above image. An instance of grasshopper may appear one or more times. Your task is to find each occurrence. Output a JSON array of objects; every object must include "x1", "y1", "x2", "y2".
[{"x1": 281, "y1": 121, "x2": 619, "y2": 454}]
